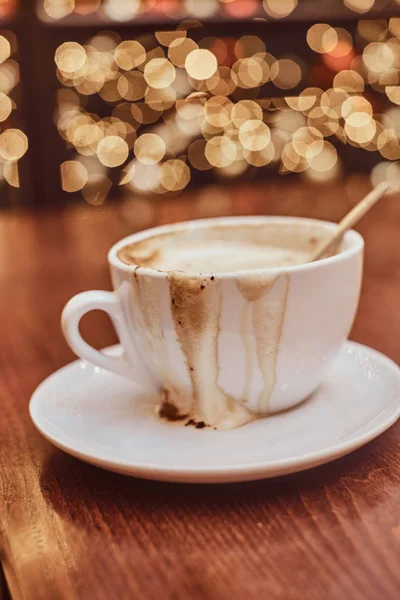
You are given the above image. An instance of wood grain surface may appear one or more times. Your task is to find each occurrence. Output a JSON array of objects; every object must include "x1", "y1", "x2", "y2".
[{"x1": 1, "y1": 178, "x2": 400, "y2": 600}]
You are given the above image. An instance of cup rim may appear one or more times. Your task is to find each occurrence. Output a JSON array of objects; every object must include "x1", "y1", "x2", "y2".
[{"x1": 108, "y1": 215, "x2": 364, "y2": 278}]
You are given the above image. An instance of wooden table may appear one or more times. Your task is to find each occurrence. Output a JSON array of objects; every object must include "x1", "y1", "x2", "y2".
[{"x1": 1, "y1": 179, "x2": 400, "y2": 600}]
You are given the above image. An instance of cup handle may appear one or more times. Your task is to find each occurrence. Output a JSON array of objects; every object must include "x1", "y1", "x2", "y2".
[{"x1": 62, "y1": 290, "x2": 139, "y2": 380}]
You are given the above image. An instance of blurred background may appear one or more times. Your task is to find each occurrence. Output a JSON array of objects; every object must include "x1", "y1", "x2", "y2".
[{"x1": 2, "y1": 0, "x2": 400, "y2": 214}]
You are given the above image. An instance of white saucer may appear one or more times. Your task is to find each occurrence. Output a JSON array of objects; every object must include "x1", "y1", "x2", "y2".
[{"x1": 30, "y1": 341, "x2": 400, "y2": 483}]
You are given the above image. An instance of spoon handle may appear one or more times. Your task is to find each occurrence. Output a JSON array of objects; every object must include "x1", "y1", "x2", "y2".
[{"x1": 309, "y1": 182, "x2": 389, "y2": 262}]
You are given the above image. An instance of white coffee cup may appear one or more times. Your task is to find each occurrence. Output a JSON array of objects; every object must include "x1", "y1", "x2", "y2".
[{"x1": 62, "y1": 216, "x2": 364, "y2": 430}]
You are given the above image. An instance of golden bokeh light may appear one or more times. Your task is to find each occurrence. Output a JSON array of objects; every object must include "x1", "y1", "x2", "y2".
[
  {"x1": 0, "y1": 129, "x2": 28, "y2": 162},
  {"x1": 363, "y1": 42, "x2": 394, "y2": 74},
  {"x1": 0, "y1": 35, "x2": 11, "y2": 65},
  {"x1": 342, "y1": 95, "x2": 373, "y2": 118},
  {"x1": 73, "y1": 122, "x2": 103, "y2": 155},
  {"x1": 2, "y1": 59, "x2": 19, "y2": 89},
  {"x1": 378, "y1": 129, "x2": 400, "y2": 160},
  {"x1": 323, "y1": 27, "x2": 353, "y2": 61},
  {"x1": 333, "y1": 70, "x2": 364, "y2": 92},
  {"x1": 371, "y1": 161, "x2": 391, "y2": 188},
  {"x1": 117, "y1": 71, "x2": 146, "y2": 101},
  {"x1": 386, "y1": 160, "x2": 400, "y2": 191},
  {"x1": 176, "y1": 96, "x2": 205, "y2": 132},
  {"x1": 114, "y1": 41, "x2": 146, "y2": 70},
  {"x1": 174, "y1": 68, "x2": 193, "y2": 95},
  {"x1": 134, "y1": 133, "x2": 166, "y2": 165},
  {"x1": 61, "y1": 160, "x2": 88, "y2": 192},
  {"x1": 235, "y1": 36, "x2": 266, "y2": 59},
  {"x1": 145, "y1": 86, "x2": 177, "y2": 111},
  {"x1": 159, "y1": 159, "x2": 191, "y2": 192},
  {"x1": 274, "y1": 108, "x2": 306, "y2": 134},
  {"x1": 233, "y1": 56, "x2": 269, "y2": 89},
  {"x1": 292, "y1": 126, "x2": 324, "y2": 159},
  {"x1": 344, "y1": 0, "x2": 375, "y2": 14},
  {"x1": 345, "y1": 112, "x2": 376, "y2": 144},
  {"x1": 144, "y1": 58, "x2": 176, "y2": 89},
  {"x1": 307, "y1": 106, "x2": 339, "y2": 137},
  {"x1": 97, "y1": 135, "x2": 129, "y2": 167},
  {"x1": 50, "y1": 14, "x2": 400, "y2": 201},
  {"x1": 206, "y1": 66, "x2": 237, "y2": 96},
  {"x1": 271, "y1": 58, "x2": 302, "y2": 90},
  {"x1": 0, "y1": 91, "x2": 12, "y2": 122},
  {"x1": 185, "y1": 49, "x2": 218, "y2": 81},
  {"x1": 281, "y1": 141, "x2": 307, "y2": 173},
  {"x1": 119, "y1": 161, "x2": 135, "y2": 185},
  {"x1": 202, "y1": 119, "x2": 226, "y2": 140},
  {"x1": 99, "y1": 78, "x2": 124, "y2": 102},
  {"x1": 103, "y1": 0, "x2": 140, "y2": 21},
  {"x1": 231, "y1": 100, "x2": 262, "y2": 128},
  {"x1": 307, "y1": 140, "x2": 338, "y2": 172},
  {"x1": 155, "y1": 30, "x2": 187, "y2": 47},
  {"x1": 3, "y1": 161, "x2": 19, "y2": 188},
  {"x1": 291, "y1": 88, "x2": 322, "y2": 112},
  {"x1": 131, "y1": 101, "x2": 161, "y2": 125},
  {"x1": 44, "y1": 0, "x2": 75, "y2": 19},
  {"x1": 321, "y1": 88, "x2": 349, "y2": 118},
  {"x1": 239, "y1": 120, "x2": 271, "y2": 152},
  {"x1": 382, "y1": 107, "x2": 400, "y2": 137},
  {"x1": 188, "y1": 138, "x2": 212, "y2": 170},
  {"x1": 184, "y1": 0, "x2": 219, "y2": 19},
  {"x1": 204, "y1": 96, "x2": 232, "y2": 128},
  {"x1": 358, "y1": 19, "x2": 387, "y2": 42},
  {"x1": 55, "y1": 42, "x2": 87, "y2": 73},
  {"x1": 307, "y1": 24, "x2": 338, "y2": 54},
  {"x1": 128, "y1": 162, "x2": 161, "y2": 193},
  {"x1": 168, "y1": 37, "x2": 198, "y2": 68},
  {"x1": 386, "y1": 86, "x2": 400, "y2": 105},
  {"x1": 205, "y1": 135, "x2": 237, "y2": 168},
  {"x1": 244, "y1": 143, "x2": 275, "y2": 167},
  {"x1": 140, "y1": 46, "x2": 165, "y2": 71},
  {"x1": 263, "y1": 0, "x2": 298, "y2": 19}
]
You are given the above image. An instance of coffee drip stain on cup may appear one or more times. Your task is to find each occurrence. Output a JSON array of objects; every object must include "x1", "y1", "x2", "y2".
[
  {"x1": 237, "y1": 273, "x2": 290, "y2": 414},
  {"x1": 118, "y1": 222, "x2": 338, "y2": 429},
  {"x1": 168, "y1": 271, "x2": 254, "y2": 429}
]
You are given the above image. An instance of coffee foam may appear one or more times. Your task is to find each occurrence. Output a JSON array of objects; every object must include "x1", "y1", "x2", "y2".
[{"x1": 118, "y1": 222, "x2": 341, "y2": 273}]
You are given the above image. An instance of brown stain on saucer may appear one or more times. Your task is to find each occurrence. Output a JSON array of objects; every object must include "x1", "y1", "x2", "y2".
[{"x1": 158, "y1": 393, "x2": 188, "y2": 422}]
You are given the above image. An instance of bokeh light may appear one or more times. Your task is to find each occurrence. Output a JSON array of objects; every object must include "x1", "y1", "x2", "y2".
[
  {"x1": 47, "y1": 2, "x2": 400, "y2": 201},
  {"x1": 0, "y1": 129, "x2": 28, "y2": 162},
  {"x1": 97, "y1": 135, "x2": 129, "y2": 167},
  {"x1": 185, "y1": 49, "x2": 218, "y2": 80},
  {"x1": 114, "y1": 41, "x2": 146, "y2": 70},
  {"x1": 144, "y1": 58, "x2": 176, "y2": 89},
  {"x1": 38, "y1": 0, "x2": 400, "y2": 23},
  {"x1": 134, "y1": 133, "x2": 166, "y2": 165},
  {"x1": 0, "y1": 30, "x2": 26, "y2": 192},
  {"x1": 61, "y1": 160, "x2": 88, "y2": 192},
  {"x1": 263, "y1": 0, "x2": 298, "y2": 19}
]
